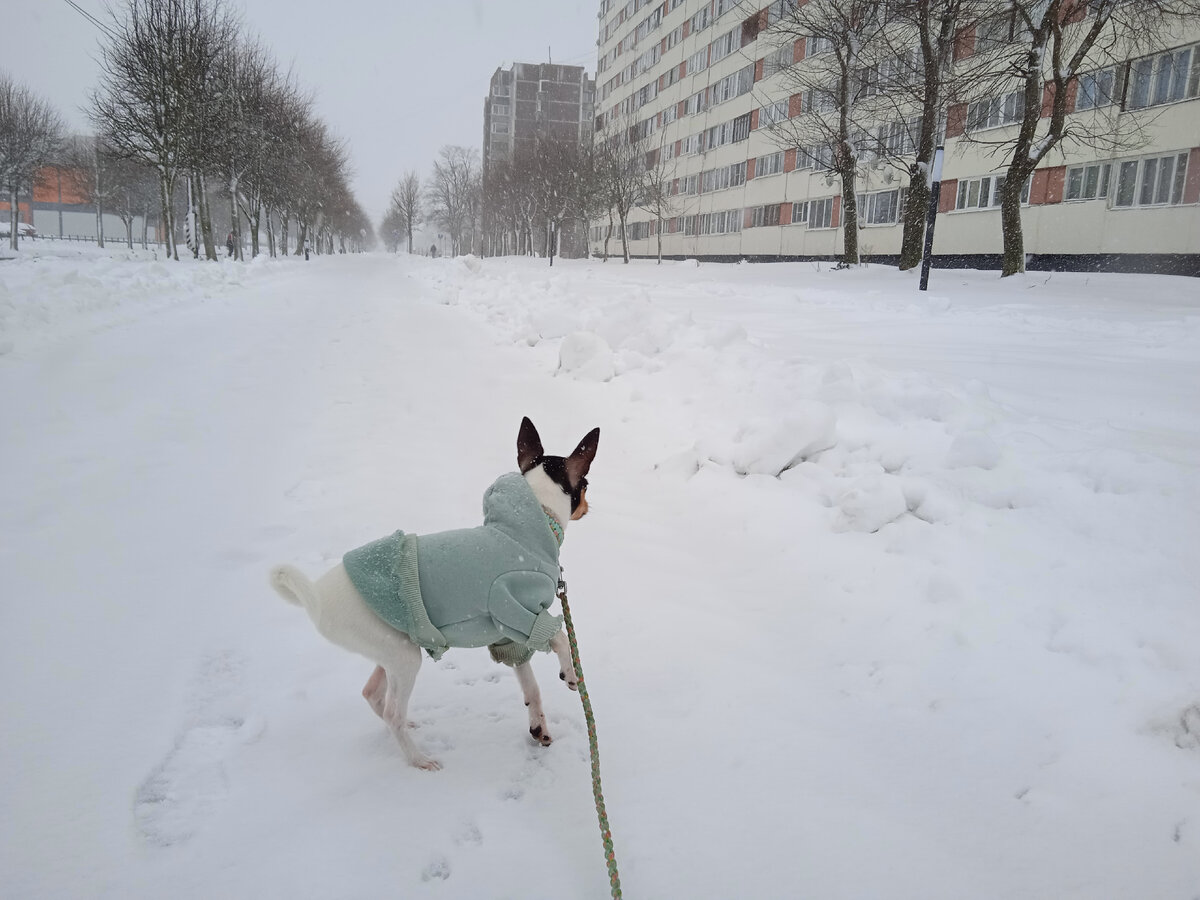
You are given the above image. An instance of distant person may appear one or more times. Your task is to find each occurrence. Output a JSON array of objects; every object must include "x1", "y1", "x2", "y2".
[
  {"x1": 225, "y1": 231, "x2": 235, "y2": 257},
  {"x1": 304, "y1": 239, "x2": 311, "y2": 261}
]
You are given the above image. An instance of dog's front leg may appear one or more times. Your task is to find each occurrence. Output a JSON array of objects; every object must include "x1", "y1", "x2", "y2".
[
  {"x1": 550, "y1": 629, "x2": 578, "y2": 691},
  {"x1": 514, "y1": 662, "x2": 552, "y2": 746}
]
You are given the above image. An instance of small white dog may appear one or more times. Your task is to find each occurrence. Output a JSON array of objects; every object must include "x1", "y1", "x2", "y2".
[{"x1": 270, "y1": 418, "x2": 599, "y2": 770}]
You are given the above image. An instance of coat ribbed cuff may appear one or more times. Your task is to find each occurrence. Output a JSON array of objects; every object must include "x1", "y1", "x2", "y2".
[{"x1": 526, "y1": 611, "x2": 563, "y2": 652}]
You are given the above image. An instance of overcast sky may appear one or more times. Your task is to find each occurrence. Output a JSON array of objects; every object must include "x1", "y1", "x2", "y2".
[{"x1": 8, "y1": 0, "x2": 599, "y2": 225}]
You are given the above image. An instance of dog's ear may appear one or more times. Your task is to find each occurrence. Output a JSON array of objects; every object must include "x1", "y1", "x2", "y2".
[
  {"x1": 517, "y1": 417, "x2": 544, "y2": 473},
  {"x1": 565, "y1": 427, "x2": 600, "y2": 487}
]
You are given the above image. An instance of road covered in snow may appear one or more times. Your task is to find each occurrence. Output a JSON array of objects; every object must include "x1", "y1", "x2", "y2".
[{"x1": 2, "y1": 248, "x2": 1199, "y2": 899}]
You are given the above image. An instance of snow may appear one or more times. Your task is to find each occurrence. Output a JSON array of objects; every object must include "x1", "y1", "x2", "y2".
[{"x1": 2, "y1": 248, "x2": 1200, "y2": 899}]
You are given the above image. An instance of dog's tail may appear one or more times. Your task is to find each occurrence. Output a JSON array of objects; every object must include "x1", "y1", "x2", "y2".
[{"x1": 269, "y1": 564, "x2": 318, "y2": 611}]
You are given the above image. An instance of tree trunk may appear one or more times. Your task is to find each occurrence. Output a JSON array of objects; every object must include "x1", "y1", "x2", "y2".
[
  {"x1": 840, "y1": 171, "x2": 860, "y2": 266},
  {"x1": 8, "y1": 186, "x2": 18, "y2": 252},
  {"x1": 195, "y1": 172, "x2": 217, "y2": 261},
  {"x1": 999, "y1": 170, "x2": 1027, "y2": 276},
  {"x1": 656, "y1": 212, "x2": 663, "y2": 264},
  {"x1": 618, "y1": 209, "x2": 629, "y2": 263},
  {"x1": 603, "y1": 209, "x2": 612, "y2": 262},
  {"x1": 158, "y1": 173, "x2": 178, "y2": 261},
  {"x1": 899, "y1": 163, "x2": 930, "y2": 270},
  {"x1": 281, "y1": 214, "x2": 289, "y2": 256},
  {"x1": 95, "y1": 197, "x2": 106, "y2": 249}
]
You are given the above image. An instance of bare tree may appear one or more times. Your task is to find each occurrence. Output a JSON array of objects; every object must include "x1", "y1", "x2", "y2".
[
  {"x1": 0, "y1": 73, "x2": 65, "y2": 251},
  {"x1": 638, "y1": 134, "x2": 680, "y2": 264},
  {"x1": 426, "y1": 146, "x2": 480, "y2": 256},
  {"x1": 859, "y1": 0, "x2": 995, "y2": 269},
  {"x1": 384, "y1": 171, "x2": 422, "y2": 253},
  {"x1": 950, "y1": 0, "x2": 1200, "y2": 276},
  {"x1": 91, "y1": 0, "x2": 232, "y2": 260},
  {"x1": 595, "y1": 114, "x2": 647, "y2": 264},
  {"x1": 766, "y1": 0, "x2": 886, "y2": 266}
]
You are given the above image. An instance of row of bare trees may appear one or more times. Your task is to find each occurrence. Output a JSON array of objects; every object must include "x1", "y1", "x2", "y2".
[
  {"x1": 382, "y1": 147, "x2": 483, "y2": 257},
  {"x1": 87, "y1": 0, "x2": 372, "y2": 260},
  {"x1": 1, "y1": 0, "x2": 370, "y2": 258}
]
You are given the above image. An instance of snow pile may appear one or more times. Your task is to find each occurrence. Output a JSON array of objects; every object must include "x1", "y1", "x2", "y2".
[{"x1": 557, "y1": 330, "x2": 614, "y2": 381}]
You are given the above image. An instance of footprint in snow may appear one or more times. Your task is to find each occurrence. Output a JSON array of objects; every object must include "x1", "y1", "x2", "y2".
[{"x1": 133, "y1": 650, "x2": 264, "y2": 847}]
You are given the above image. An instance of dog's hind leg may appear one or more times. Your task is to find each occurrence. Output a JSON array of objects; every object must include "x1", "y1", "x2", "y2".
[
  {"x1": 514, "y1": 662, "x2": 552, "y2": 746},
  {"x1": 362, "y1": 665, "x2": 387, "y2": 718},
  {"x1": 380, "y1": 640, "x2": 442, "y2": 771}
]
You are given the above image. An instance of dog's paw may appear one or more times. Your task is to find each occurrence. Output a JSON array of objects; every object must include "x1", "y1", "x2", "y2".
[
  {"x1": 529, "y1": 723, "x2": 553, "y2": 746},
  {"x1": 559, "y1": 670, "x2": 579, "y2": 691},
  {"x1": 412, "y1": 755, "x2": 443, "y2": 772}
]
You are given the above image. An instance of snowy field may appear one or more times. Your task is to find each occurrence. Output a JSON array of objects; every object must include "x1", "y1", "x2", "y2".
[{"x1": 2, "y1": 246, "x2": 1199, "y2": 899}]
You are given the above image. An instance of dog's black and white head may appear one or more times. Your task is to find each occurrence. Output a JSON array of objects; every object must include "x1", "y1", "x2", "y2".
[{"x1": 517, "y1": 417, "x2": 600, "y2": 530}]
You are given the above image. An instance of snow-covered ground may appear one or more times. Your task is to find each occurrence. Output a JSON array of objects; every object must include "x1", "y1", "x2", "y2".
[{"x1": 2, "y1": 247, "x2": 1199, "y2": 899}]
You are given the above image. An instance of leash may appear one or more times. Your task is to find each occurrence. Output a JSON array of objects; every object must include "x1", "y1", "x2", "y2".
[{"x1": 557, "y1": 571, "x2": 623, "y2": 899}]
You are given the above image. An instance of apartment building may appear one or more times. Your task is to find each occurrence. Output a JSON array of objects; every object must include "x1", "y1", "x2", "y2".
[
  {"x1": 592, "y1": 0, "x2": 1200, "y2": 273},
  {"x1": 482, "y1": 62, "x2": 596, "y2": 256},
  {"x1": 483, "y1": 63, "x2": 596, "y2": 168}
]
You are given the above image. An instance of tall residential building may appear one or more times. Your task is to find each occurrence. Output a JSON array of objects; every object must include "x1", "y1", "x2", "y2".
[
  {"x1": 482, "y1": 62, "x2": 596, "y2": 257},
  {"x1": 483, "y1": 63, "x2": 596, "y2": 168},
  {"x1": 592, "y1": 0, "x2": 1200, "y2": 273}
]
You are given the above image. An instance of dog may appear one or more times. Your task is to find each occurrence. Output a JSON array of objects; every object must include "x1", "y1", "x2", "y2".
[{"x1": 269, "y1": 417, "x2": 599, "y2": 770}]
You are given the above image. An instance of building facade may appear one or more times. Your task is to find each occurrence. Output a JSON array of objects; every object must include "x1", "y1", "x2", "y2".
[
  {"x1": 592, "y1": 0, "x2": 1200, "y2": 273},
  {"x1": 483, "y1": 63, "x2": 596, "y2": 168},
  {"x1": 0, "y1": 165, "x2": 157, "y2": 245},
  {"x1": 483, "y1": 62, "x2": 596, "y2": 257}
]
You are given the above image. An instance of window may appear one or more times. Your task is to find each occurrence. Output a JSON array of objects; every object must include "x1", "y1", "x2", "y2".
[
  {"x1": 687, "y1": 48, "x2": 709, "y2": 76},
  {"x1": 876, "y1": 119, "x2": 917, "y2": 156},
  {"x1": 1127, "y1": 46, "x2": 1197, "y2": 110},
  {"x1": 955, "y1": 174, "x2": 1031, "y2": 210},
  {"x1": 857, "y1": 189, "x2": 901, "y2": 225},
  {"x1": 808, "y1": 35, "x2": 833, "y2": 56},
  {"x1": 711, "y1": 65, "x2": 755, "y2": 105},
  {"x1": 698, "y1": 209, "x2": 743, "y2": 235},
  {"x1": 701, "y1": 161, "x2": 747, "y2": 193},
  {"x1": 756, "y1": 151, "x2": 785, "y2": 177},
  {"x1": 967, "y1": 91, "x2": 1025, "y2": 130},
  {"x1": 681, "y1": 174, "x2": 699, "y2": 195},
  {"x1": 749, "y1": 204, "x2": 782, "y2": 227},
  {"x1": 684, "y1": 89, "x2": 708, "y2": 115},
  {"x1": 807, "y1": 197, "x2": 834, "y2": 228},
  {"x1": 710, "y1": 26, "x2": 739, "y2": 64},
  {"x1": 765, "y1": 42, "x2": 793, "y2": 76},
  {"x1": 798, "y1": 143, "x2": 834, "y2": 169},
  {"x1": 806, "y1": 85, "x2": 837, "y2": 114},
  {"x1": 1065, "y1": 163, "x2": 1111, "y2": 201},
  {"x1": 767, "y1": 0, "x2": 799, "y2": 24},
  {"x1": 759, "y1": 100, "x2": 788, "y2": 127},
  {"x1": 682, "y1": 133, "x2": 702, "y2": 155},
  {"x1": 491, "y1": 121, "x2": 510, "y2": 134},
  {"x1": 790, "y1": 200, "x2": 808, "y2": 224},
  {"x1": 1076, "y1": 67, "x2": 1118, "y2": 111},
  {"x1": 690, "y1": 5, "x2": 711, "y2": 34},
  {"x1": 1113, "y1": 152, "x2": 1190, "y2": 207}
]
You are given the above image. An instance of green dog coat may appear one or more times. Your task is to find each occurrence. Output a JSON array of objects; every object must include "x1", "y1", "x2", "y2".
[{"x1": 342, "y1": 473, "x2": 564, "y2": 664}]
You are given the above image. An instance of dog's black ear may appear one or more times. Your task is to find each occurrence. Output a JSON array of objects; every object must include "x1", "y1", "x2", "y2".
[
  {"x1": 517, "y1": 417, "x2": 544, "y2": 473},
  {"x1": 565, "y1": 427, "x2": 600, "y2": 487}
]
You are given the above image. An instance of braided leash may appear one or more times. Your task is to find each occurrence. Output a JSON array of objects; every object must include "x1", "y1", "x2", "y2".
[{"x1": 557, "y1": 573, "x2": 623, "y2": 899}]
